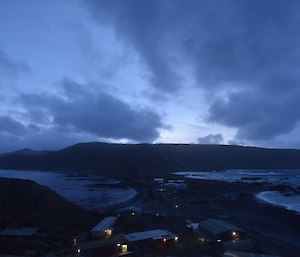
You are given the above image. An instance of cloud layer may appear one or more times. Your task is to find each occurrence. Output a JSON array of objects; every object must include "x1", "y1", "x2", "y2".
[
  {"x1": 1, "y1": 1, "x2": 300, "y2": 153},
  {"x1": 0, "y1": 79, "x2": 169, "y2": 153},
  {"x1": 85, "y1": 0, "x2": 300, "y2": 145}
]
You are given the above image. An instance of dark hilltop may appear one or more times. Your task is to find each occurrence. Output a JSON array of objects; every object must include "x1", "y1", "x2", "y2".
[
  {"x1": 0, "y1": 143, "x2": 300, "y2": 177},
  {"x1": 0, "y1": 177, "x2": 98, "y2": 254}
]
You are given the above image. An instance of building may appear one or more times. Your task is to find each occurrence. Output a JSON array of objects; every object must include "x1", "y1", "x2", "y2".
[
  {"x1": 117, "y1": 206, "x2": 142, "y2": 217},
  {"x1": 154, "y1": 178, "x2": 164, "y2": 184},
  {"x1": 76, "y1": 229, "x2": 178, "y2": 255},
  {"x1": 221, "y1": 239, "x2": 254, "y2": 252},
  {"x1": 122, "y1": 229, "x2": 178, "y2": 250},
  {"x1": 223, "y1": 250, "x2": 280, "y2": 257},
  {"x1": 76, "y1": 236, "x2": 127, "y2": 256},
  {"x1": 0, "y1": 227, "x2": 46, "y2": 241},
  {"x1": 90, "y1": 216, "x2": 117, "y2": 238},
  {"x1": 68, "y1": 232, "x2": 89, "y2": 246},
  {"x1": 193, "y1": 219, "x2": 247, "y2": 243}
]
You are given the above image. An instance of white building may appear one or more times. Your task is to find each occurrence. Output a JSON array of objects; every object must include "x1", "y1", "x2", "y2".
[{"x1": 90, "y1": 216, "x2": 117, "y2": 238}]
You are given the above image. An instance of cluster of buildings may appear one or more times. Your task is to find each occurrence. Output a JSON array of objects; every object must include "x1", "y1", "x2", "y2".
[
  {"x1": 75, "y1": 209, "x2": 178, "y2": 256},
  {"x1": 72, "y1": 214, "x2": 278, "y2": 257},
  {"x1": 0, "y1": 178, "x2": 280, "y2": 257},
  {"x1": 187, "y1": 218, "x2": 278, "y2": 257},
  {"x1": 154, "y1": 178, "x2": 188, "y2": 193}
]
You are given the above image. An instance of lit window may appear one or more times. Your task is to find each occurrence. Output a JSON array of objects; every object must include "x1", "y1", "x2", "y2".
[
  {"x1": 217, "y1": 239, "x2": 221, "y2": 242},
  {"x1": 122, "y1": 244, "x2": 127, "y2": 252}
]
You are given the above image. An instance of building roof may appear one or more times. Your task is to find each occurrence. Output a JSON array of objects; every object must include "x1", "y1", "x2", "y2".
[
  {"x1": 199, "y1": 219, "x2": 245, "y2": 235},
  {"x1": 117, "y1": 206, "x2": 141, "y2": 213},
  {"x1": 221, "y1": 239, "x2": 253, "y2": 252},
  {"x1": 161, "y1": 229, "x2": 177, "y2": 241},
  {"x1": 91, "y1": 216, "x2": 117, "y2": 232},
  {"x1": 77, "y1": 236, "x2": 127, "y2": 250},
  {"x1": 0, "y1": 227, "x2": 39, "y2": 237},
  {"x1": 194, "y1": 227, "x2": 215, "y2": 243},
  {"x1": 223, "y1": 250, "x2": 280, "y2": 257},
  {"x1": 164, "y1": 182, "x2": 179, "y2": 187},
  {"x1": 187, "y1": 222, "x2": 199, "y2": 229},
  {"x1": 122, "y1": 229, "x2": 168, "y2": 242}
]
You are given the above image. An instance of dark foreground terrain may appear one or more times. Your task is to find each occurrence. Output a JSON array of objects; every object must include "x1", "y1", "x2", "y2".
[
  {"x1": 0, "y1": 178, "x2": 99, "y2": 255},
  {"x1": 1, "y1": 174, "x2": 300, "y2": 256}
]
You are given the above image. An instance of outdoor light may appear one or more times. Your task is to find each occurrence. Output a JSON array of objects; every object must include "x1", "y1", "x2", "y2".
[
  {"x1": 175, "y1": 236, "x2": 178, "y2": 240},
  {"x1": 77, "y1": 249, "x2": 80, "y2": 253},
  {"x1": 163, "y1": 238, "x2": 166, "y2": 242},
  {"x1": 217, "y1": 239, "x2": 221, "y2": 243},
  {"x1": 117, "y1": 243, "x2": 120, "y2": 247},
  {"x1": 132, "y1": 212, "x2": 135, "y2": 216},
  {"x1": 175, "y1": 205, "x2": 178, "y2": 208},
  {"x1": 232, "y1": 231, "x2": 236, "y2": 235},
  {"x1": 156, "y1": 213, "x2": 158, "y2": 216}
]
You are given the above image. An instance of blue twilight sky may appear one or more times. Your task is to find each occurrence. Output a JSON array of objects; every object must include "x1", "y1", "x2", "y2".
[{"x1": 1, "y1": 0, "x2": 300, "y2": 153}]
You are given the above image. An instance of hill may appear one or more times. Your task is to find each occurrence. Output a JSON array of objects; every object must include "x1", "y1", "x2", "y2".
[
  {"x1": 0, "y1": 148, "x2": 50, "y2": 158},
  {"x1": 0, "y1": 177, "x2": 98, "y2": 241},
  {"x1": 0, "y1": 143, "x2": 300, "y2": 177}
]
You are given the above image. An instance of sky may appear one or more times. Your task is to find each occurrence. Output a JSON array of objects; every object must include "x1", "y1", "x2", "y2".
[{"x1": 1, "y1": 0, "x2": 300, "y2": 153}]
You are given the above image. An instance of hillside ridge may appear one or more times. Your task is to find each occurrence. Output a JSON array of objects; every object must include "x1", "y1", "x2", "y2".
[{"x1": 0, "y1": 143, "x2": 299, "y2": 174}]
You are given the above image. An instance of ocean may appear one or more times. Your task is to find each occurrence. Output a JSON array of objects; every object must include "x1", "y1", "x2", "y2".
[
  {"x1": 0, "y1": 170, "x2": 136, "y2": 209},
  {"x1": 174, "y1": 169, "x2": 300, "y2": 213}
]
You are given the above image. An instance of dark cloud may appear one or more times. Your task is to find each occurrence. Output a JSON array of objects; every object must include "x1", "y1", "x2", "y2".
[
  {"x1": 0, "y1": 116, "x2": 26, "y2": 135},
  {"x1": 84, "y1": 0, "x2": 300, "y2": 144},
  {"x1": 19, "y1": 78, "x2": 169, "y2": 143},
  {"x1": 84, "y1": 0, "x2": 183, "y2": 91},
  {"x1": 0, "y1": 125, "x2": 100, "y2": 154},
  {"x1": 0, "y1": 49, "x2": 30, "y2": 78},
  {"x1": 197, "y1": 134, "x2": 224, "y2": 144},
  {"x1": 208, "y1": 90, "x2": 300, "y2": 141}
]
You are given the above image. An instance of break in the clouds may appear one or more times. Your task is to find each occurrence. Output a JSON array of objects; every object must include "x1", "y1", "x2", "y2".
[
  {"x1": 197, "y1": 134, "x2": 224, "y2": 145},
  {"x1": 1, "y1": 0, "x2": 300, "y2": 152}
]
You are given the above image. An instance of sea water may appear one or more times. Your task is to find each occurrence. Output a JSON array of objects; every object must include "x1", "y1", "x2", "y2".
[
  {"x1": 0, "y1": 170, "x2": 136, "y2": 209},
  {"x1": 174, "y1": 169, "x2": 300, "y2": 213}
]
